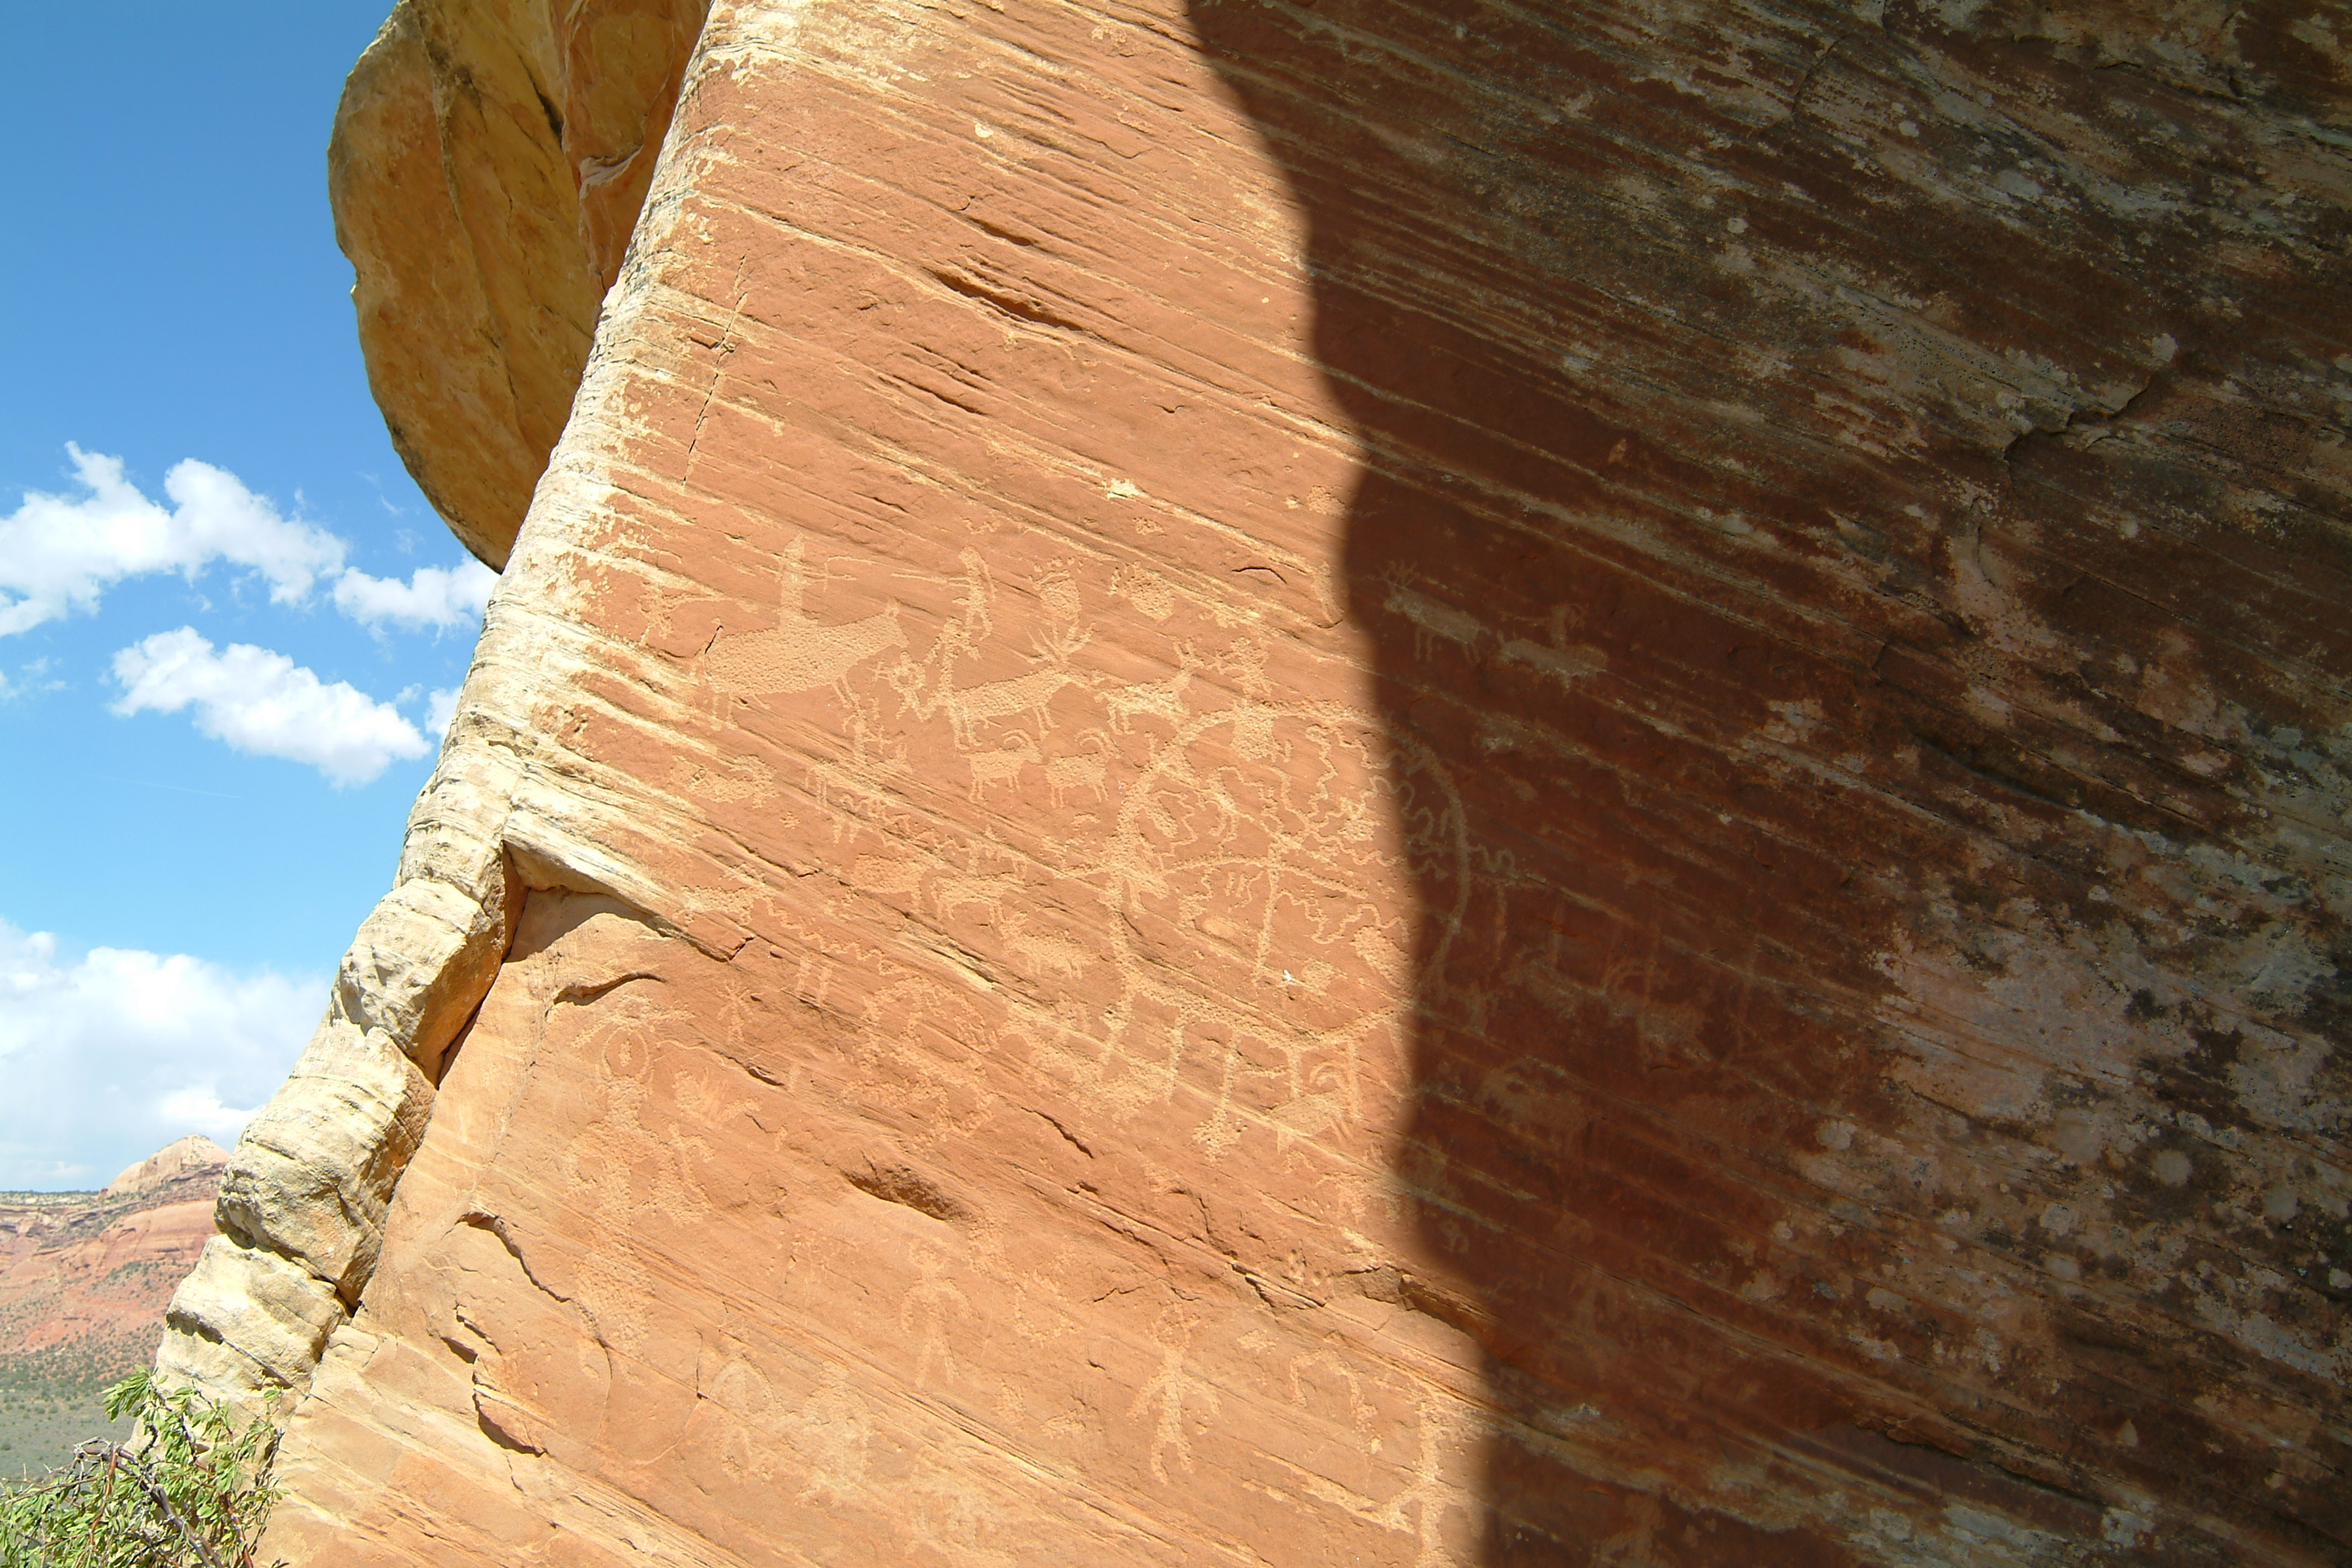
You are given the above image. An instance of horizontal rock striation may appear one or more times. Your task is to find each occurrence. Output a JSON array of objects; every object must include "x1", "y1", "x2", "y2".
[
  {"x1": 176, "y1": 0, "x2": 2352, "y2": 1562},
  {"x1": 156, "y1": 0, "x2": 715, "y2": 1417}
]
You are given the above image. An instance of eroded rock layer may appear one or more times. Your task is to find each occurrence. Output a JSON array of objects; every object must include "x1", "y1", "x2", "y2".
[{"x1": 236, "y1": 0, "x2": 2347, "y2": 1561}]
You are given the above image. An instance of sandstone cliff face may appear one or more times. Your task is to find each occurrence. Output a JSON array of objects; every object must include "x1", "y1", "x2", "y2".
[
  {"x1": 174, "y1": 0, "x2": 2347, "y2": 1561},
  {"x1": 330, "y1": 0, "x2": 708, "y2": 567}
]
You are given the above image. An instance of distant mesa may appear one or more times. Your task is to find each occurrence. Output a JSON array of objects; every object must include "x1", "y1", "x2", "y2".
[
  {"x1": 3, "y1": 1136, "x2": 226, "y2": 1475},
  {"x1": 103, "y1": 1136, "x2": 228, "y2": 1199}
]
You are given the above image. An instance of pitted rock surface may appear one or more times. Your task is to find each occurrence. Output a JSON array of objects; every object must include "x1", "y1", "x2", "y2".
[{"x1": 226, "y1": 0, "x2": 2348, "y2": 1562}]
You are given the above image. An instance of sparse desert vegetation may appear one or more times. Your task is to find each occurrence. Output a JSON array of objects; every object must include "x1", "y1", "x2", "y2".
[{"x1": 0, "y1": 1370, "x2": 280, "y2": 1567}]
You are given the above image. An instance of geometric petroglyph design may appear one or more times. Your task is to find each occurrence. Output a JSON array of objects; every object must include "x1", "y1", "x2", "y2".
[
  {"x1": 691, "y1": 539, "x2": 1452, "y2": 1171},
  {"x1": 1056, "y1": 703, "x2": 1464, "y2": 1159}
]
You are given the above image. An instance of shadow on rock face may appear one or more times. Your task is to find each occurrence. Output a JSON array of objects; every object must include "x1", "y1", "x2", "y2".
[{"x1": 1185, "y1": 0, "x2": 2352, "y2": 1560}]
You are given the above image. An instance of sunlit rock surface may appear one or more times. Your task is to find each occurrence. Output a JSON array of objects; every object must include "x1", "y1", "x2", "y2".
[
  {"x1": 329, "y1": 0, "x2": 708, "y2": 568},
  {"x1": 194, "y1": 0, "x2": 2352, "y2": 1560}
]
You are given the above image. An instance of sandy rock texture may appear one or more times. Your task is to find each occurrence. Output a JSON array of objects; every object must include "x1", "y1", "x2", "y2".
[
  {"x1": 210, "y1": 0, "x2": 2352, "y2": 1561},
  {"x1": 329, "y1": 0, "x2": 708, "y2": 568}
]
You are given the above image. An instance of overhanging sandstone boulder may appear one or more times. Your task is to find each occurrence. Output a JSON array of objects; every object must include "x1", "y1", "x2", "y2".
[{"x1": 329, "y1": 0, "x2": 707, "y2": 568}]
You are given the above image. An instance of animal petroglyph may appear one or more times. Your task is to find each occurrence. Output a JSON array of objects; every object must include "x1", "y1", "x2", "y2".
[
  {"x1": 704, "y1": 537, "x2": 907, "y2": 699},
  {"x1": 932, "y1": 866, "x2": 1024, "y2": 926},
  {"x1": 1045, "y1": 729, "x2": 1111, "y2": 808},
  {"x1": 968, "y1": 731, "x2": 1041, "y2": 802},
  {"x1": 1097, "y1": 642, "x2": 1197, "y2": 733},
  {"x1": 889, "y1": 624, "x2": 1098, "y2": 748},
  {"x1": 1381, "y1": 566, "x2": 1486, "y2": 663},
  {"x1": 999, "y1": 909, "x2": 1091, "y2": 980}
]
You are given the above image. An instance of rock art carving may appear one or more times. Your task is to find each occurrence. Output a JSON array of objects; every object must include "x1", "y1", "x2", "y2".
[
  {"x1": 702, "y1": 538, "x2": 908, "y2": 704},
  {"x1": 166, "y1": 0, "x2": 2351, "y2": 1563}
]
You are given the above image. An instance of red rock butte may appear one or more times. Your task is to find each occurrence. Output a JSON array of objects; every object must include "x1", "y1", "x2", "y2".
[{"x1": 159, "y1": 1, "x2": 2348, "y2": 1563}]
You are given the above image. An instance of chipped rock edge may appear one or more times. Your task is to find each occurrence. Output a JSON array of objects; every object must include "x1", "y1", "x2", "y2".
[{"x1": 152, "y1": 11, "x2": 727, "y2": 1416}]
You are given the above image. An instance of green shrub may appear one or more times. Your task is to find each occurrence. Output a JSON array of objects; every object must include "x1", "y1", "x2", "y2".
[{"x1": 0, "y1": 1370, "x2": 280, "y2": 1567}]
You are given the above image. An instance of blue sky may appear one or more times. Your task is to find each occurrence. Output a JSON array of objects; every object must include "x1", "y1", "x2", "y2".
[{"x1": 1, "y1": 4, "x2": 495, "y2": 1186}]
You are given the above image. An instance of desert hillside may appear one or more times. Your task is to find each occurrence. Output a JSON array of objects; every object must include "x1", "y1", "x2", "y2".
[{"x1": 0, "y1": 1137, "x2": 223, "y2": 1476}]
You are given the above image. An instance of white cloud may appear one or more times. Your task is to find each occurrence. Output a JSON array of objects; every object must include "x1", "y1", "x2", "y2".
[
  {"x1": 110, "y1": 628, "x2": 428, "y2": 787},
  {"x1": 332, "y1": 558, "x2": 497, "y2": 632},
  {"x1": 156, "y1": 1086, "x2": 262, "y2": 1142},
  {"x1": 427, "y1": 686, "x2": 460, "y2": 740},
  {"x1": 0, "y1": 446, "x2": 347, "y2": 635},
  {"x1": 0, "y1": 657, "x2": 61, "y2": 704},
  {"x1": 0, "y1": 921, "x2": 318, "y2": 1189}
]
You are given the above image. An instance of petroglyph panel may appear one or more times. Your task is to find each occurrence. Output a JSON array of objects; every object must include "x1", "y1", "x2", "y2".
[{"x1": 262, "y1": 0, "x2": 2351, "y2": 1560}]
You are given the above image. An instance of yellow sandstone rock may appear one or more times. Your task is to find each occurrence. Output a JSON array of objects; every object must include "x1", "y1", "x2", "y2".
[{"x1": 328, "y1": 0, "x2": 705, "y2": 568}]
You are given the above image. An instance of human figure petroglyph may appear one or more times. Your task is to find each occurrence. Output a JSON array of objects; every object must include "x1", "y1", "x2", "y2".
[
  {"x1": 702, "y1": 537, "x2": 908, "y2": 701},
  {"x1": 888, "y1": 622, "x2": 1097, "y2": 749},
  {"x1": 558, "y1": 1010, "x2": 727, "y2": 1358},
  {"x1": 948, "y1": 546, "x2": 995, "y2": 648},
  {"x1": 705, "y1": 1356, "x2": 784, "y2": 1482},
  {"x1": 1125, "y1": 1308, "x2": 1223, "y2": 1484},
  {"x1": 901, "y1": 1244, "x2": 972, "y2": 1388},
  {"x1": 688, "y1": 551, "x2": 1431, "y2": 1166},
  {"x1": 836, "y1": 683, "x2": 912, "y2": 782},
  {"x1": 785, "y1": 1365, "x2": 874, "y2": 1507},
  {"x1": 1335, "y1": 1398, "x2": 1472, "y2": 1568}
]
